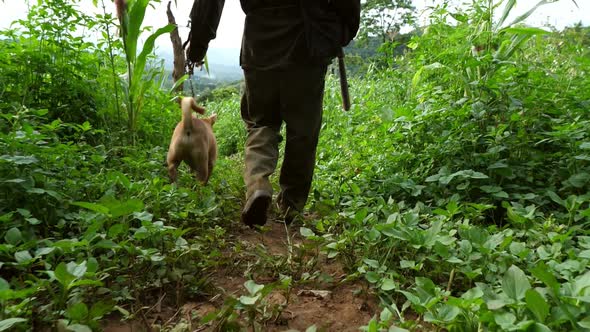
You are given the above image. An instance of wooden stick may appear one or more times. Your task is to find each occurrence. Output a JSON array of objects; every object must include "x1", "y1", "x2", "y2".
[{"x1": 338, "y1": 49, "x2": 351, "y2": 112}]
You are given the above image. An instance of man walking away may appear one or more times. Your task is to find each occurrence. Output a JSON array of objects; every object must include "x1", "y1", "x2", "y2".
[{"x1": 186, "y1": 0, "x2": 360, "y2": 227}]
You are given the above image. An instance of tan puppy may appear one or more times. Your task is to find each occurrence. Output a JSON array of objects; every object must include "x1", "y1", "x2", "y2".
[{"x1": 167, "y1": 97, "x2": 217, "y2": 184}]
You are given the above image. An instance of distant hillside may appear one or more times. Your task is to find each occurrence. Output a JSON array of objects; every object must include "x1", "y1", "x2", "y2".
[{"x1": 156, "y1": 47, "x2": 243, "y2": 83}]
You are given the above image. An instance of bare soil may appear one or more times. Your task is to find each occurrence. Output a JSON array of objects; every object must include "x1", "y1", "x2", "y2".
[{"x1": 103, "y1": 220, "x2": 382, "y2": 332}]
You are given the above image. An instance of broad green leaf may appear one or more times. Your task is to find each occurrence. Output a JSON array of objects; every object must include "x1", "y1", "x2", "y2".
[
  {"x1": 580, "y1": 142, "x2": 590, "y2": 150},
  {"x1": 425, "y1": 304, "x2": 461, "y2": 323},
  {"x1": 380, "y1": 307, "x2": 394, "y2": 322},
  {"x1": 71, "y1": 201, "x2": 109, "y2": 215},
  {"x1": 438, "y1": 305, "x2": 461, "y2": 322},
  {"x1": 244, "y1": 280, "x2": 264, "y2": 295},
  {"x1": 398, "y1": 290, "x2": 421, "y2": 306},
  {"x1": 54, "y1": 262, "x2": 75, "y2": 286},
  {"x1": 17, "y1": 209, "x2": 31, "y2": 218},
  {"x1": 35, "y1": 247, "x2": 55, "y2": 257},
  {"x1": 354, "y1": 208, "x2": 368, "y2": 223},
  {"x1": 350, "y1": 183, "x2": 361, "y2": 195},
  {"x1": 5, "y1": 227, "x2": 22, "y2": 245},
  {"x1": 579, "y1": 316, "x2": 590, "y2": 328},
  {"x1": 150, "y1": 254, "x2": 164, "y2": 262},
  {"x1": 365, "y1": 271, "x2": 380, "y2": 284},
  {"x1": 114, "y1": 305, "x2": 130, "y2": 317},
  {"x1": 486, "y1": 296, "x2": 510, "y2": 310},
  {"x1": 529, "y1": 323, "x2": 551, "y2": 332},
  {"x1": 94, "y1": 240, "x2": 118, "y2": 249},
  {"x1": 0, "y1": 212, "x2": 14, "y2": 222},
  {"x1": 306, "y1": 325, "x2": 318, "y2": 332},
  {"x1": 462, "y1": 287, "x2": 483, "y2": 300},
  {"x1": 546, "y1": 191, "x2": 564, "y2": 207},
  {"x1": 239, "y1": 295, "x2": 259, "y2": 305},
  {"x1": 389, "y1": 327, "x2": 410, "y2": 332},
  {"x1": 300, "y1": 227, "x2": 315, "y2": 238},
  {"x1": 67, "y1": 261, "x2": 87, "y2": 278},
  {"x1": 0, "y1": 318, "x2": 27, "y2": 331},
  {"x1": 133, "y1": 211, "x2": 153, "y2": 222},
  {"x1": 108, "y1": 224, "x2": 125, "y2": 238},
  {"x1": 66, "y1": 324, "x2": 92, "y2": 332},
  {"x1": 425, "y1": 174, "x2": 440, "y2": 182},
  {"x1": 106, "y1": 198, "x2": 144, "y2": 218},
  {"x1": 493, "y1": 191, "x2": 509, "y2": 199},
  {"x1": 200, "y1": 311, "x2": 218, "y2": 324},
  {"x1": 14, "y1": 250, "x2": 33, "y2": 264},
  {"x1": 502, "y1": 265, "x2": 530, "y2": 301},
  {"x1": 454, "y1": 169, "x2": 489, "y2": 180},
  {"x1": 530, "y1": 263, "x2": 559, "y2": 292},
  {"x1": 366, "y1": 317, "x2": 378, "y2": 332},
  {"x1": 86, "y1": 257, "x2": 99, "y2": 273},
  {"x1": 366, "y1": 228, "x2": 381, "y2": 241},
  {"x1": 26, "y1": 217, "x2": 41, "y2": 225},
  {"x1": 134, "y1": 227, "x2": 149, "y2": 240},
  {"x1": 363, "y1": 258, "x2": 380, "y2": 269},
  {"x1": 381, "y1": 278, "x2": 396, "y2": 291},
  {"x1": 579, "y1": 250, "x2": 590, "y2": 259},
  {"x1": 509, "y1": 242, "x2": 526, "y2": 256},
  {"x1": 573, "y1": 271, "x2": 590, "y2": 295},
  {"x1": 26, "y1": 188, "x2": 62, "y2": 200},
  {"x1": 480, "y1": 185, "x2": 502, "y2": 193},
  {"x1": 567, "y1": 172, "x2": 590, "y2": 188},
  {"x1": 495, "y1": 311, "x2": 516, "y2": 328},
  {"x1": 0, "y1": 278, "x2": 9, "y2": 291},
  {"x1": 175, "y1": 236, "x2": 188, "y2": 249},
  {"x1": 400, "y1": 260, "x2": 415, "y2": 269},
  {"x1": 0, "y1": 154, "x2": 38, "y2": 165},
  {"x1": 90, "y1": 301, "x2": 114, "y2": 319},
  {"x1": 67, "y1": 302, "x2": 88, "y2": 321},
  {"x1": 416, "y1": 277, "x2": 436, "y2": 294},
  {"x1": 69, "y1": 279, "x2": 103, "y2": 288},
  {"x1": 525, "y1": 289, "x2": 548, "y2": 322}
]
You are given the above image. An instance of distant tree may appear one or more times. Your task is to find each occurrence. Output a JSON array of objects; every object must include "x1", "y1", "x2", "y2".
[{"x1": 360, "y1": 0, "x2": 417, "y2": 43}]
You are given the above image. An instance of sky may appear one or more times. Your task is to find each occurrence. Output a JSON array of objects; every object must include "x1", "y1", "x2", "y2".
[{"x1": 0, "y1": 0, "x2": 588, "y2": 60}]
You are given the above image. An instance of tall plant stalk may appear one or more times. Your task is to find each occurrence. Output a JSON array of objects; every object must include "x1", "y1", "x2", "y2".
[
  {"x1": 114, "y1": 0, "x2": 174, "y2": 144},
  {"x1": 100, "y1": 0, "x2": 122, "y2": 125}
]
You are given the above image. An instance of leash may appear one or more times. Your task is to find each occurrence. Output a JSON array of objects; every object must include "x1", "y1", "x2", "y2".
[
  {"x1": 185, "y1": 60, "x2": 196, "y2": 98},
  {"x1": 183, "y1": 15, "x2": 196, "y2": 99}
]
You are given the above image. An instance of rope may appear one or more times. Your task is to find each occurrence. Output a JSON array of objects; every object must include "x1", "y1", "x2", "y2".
[{"x1": 186, "y1": 60, "x2": 196, "y2": 98}]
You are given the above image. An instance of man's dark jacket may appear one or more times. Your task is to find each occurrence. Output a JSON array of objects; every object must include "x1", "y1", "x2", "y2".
[{"x1": 187, "y1": 0, "x2": 360, "y2": 70}]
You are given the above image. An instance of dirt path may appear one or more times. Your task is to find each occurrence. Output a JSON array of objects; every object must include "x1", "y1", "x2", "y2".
[{"x1": 105, "y1": 220, "x2": 380, "y2": 332}]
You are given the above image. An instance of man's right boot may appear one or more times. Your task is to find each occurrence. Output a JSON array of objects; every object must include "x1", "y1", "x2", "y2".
[{"x1": 241, "y1": 189, "x2": 272, "y2": 227}]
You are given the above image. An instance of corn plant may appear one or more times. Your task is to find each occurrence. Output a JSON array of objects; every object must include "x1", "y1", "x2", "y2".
[
  {"x1": 114, "y1": 0, "x2": 174, "y2": 143},
  {"x1": 411, "y1": 0, "x2": 579, "y2": 99}
]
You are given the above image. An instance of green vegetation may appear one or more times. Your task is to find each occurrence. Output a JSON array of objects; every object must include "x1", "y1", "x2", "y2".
[{"x1": 1, "y1": 0, "x2": 589, "y2": 331}]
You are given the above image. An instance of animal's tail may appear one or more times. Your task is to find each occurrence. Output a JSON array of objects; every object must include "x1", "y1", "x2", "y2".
[{"x1": 179, "y1": 97, "x2": 206, "y2": 133}]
